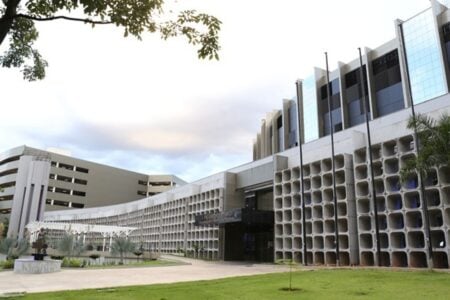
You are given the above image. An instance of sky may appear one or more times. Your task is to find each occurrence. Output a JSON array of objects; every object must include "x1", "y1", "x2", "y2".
[{"x1": 0, "y1": 0, "x2": 434, "y2": 182}]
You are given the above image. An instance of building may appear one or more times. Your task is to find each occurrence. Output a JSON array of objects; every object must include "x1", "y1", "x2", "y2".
[
  {"x1": 39, "y1": 0, "x2": 450, "y2": 268},
  {"x1": 254, "y1": 1, "x2": 450, "y2": 160},
  {"x1": 0, "y1": 145, "x2": 185, "y2": 238}
]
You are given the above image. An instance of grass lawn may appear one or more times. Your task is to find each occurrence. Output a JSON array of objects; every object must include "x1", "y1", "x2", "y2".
[{"x1": 5, "y1": 268, "x2": 450, "y2": 300}]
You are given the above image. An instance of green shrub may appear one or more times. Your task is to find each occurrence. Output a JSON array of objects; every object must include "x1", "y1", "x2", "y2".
[
  {"x1": 50, "y1": 255, "x2": 64, "y2": 260},
  {"x1": 0, "y1": 259, "x2": 14, "y2": 269},
  {"x1": 62, "y1": 257, "x2": 84, "y2": 268}
]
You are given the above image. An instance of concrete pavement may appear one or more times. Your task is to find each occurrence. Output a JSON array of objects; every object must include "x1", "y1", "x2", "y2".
[{"x1": 0, "y1": 256, "x2": 290, "y2": 295}]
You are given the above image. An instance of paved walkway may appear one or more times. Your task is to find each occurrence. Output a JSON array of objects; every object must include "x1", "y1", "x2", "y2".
[{"x1": 0, "y1": 256, "x2": 289, "y2": 295}]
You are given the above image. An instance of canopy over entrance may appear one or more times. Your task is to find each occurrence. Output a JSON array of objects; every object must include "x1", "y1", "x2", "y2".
[{"x1": 25, "y1": 221, "x2": 137, "y2": 251}]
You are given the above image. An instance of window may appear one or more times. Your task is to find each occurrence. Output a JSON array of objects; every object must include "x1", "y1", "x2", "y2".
[
  {"x1": 138, "y1": 180, "x2": 148, "y2": 186},
  {"x1": 0, "y1": 195, "x2": 13, "y2": 201},
  {"x1": 345, "y1": 65, "x2": 369, "y2": 127},
  {"x1": 402, "y1": 9, "x2": 447, "y2": 104},
  {"x1": 54, "y1": 187, "x2": 70, "y2": 194},
  {"x1": 74, "y1": 178, "x2": 88, "y2": 185},
  {"x1": 75, "y1": 166, "x2": 89, "y2": 173},
  {"x1": 57, "y1": 175, "x2": 72, "y2": 182},
  {"x1": 0, "y1": 181, "x2": 15, "y2": 189},
  {"x1": 49, "y1": 173, "x2": 55, "y2": 179},
  {"x1": 53, "y1": 200, "x2": 70, "y2": 207},
  {"x1": 59, "y1": 163, "x2": 74, "y2": 171},
  {"x1": 149, "y1": 181, "x2": 171, "y2": 186},
  {"x1": 138, "y1": 191, "x2": 147, "y2": 196},
  {"x1": 71, "y1": 202, "x2": 85, "y2": 209},
  {"x1": 0, "y1": 168, "x2": 18, "y2": 177},
  {"x1": 372, "y1": 49, "x2": 404, "y2": 117},
  {"x1": 320, "y1": 78, "x2": 342, "y2": 136},
  {"x1": 0, "y1": 155, "x2": 20, "y2": 167},
  {"x1": 302, "y1": 76, "x2": 319, "y2": 143},
  {"x1": 73, "y1": 190, "x2": 86, "y2": 197}
]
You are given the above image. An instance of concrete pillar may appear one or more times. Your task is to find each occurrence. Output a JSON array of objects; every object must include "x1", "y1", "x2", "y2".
[{"x1": 8, "y1": 156, "x2": 50, "y2": 239}]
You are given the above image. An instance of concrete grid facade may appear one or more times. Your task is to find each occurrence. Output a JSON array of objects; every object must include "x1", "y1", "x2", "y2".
[
  {"x1": 41, "y1": 0, "x2": 450, "y2": 268},
  {"x1": 46, "y1": 173, "x2": 229, "y2": 260}
]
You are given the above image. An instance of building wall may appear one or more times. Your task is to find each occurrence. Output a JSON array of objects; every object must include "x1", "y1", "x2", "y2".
[
  {"x1": 0, "y1": 146, "x2": 185, "y2": 237},
  {"x1": 45, "y1": 172, "x2": 228, "y2": 260},
  {"x1": 43, "y1": 83, "x2": 450, "y2": 268},
  {"x1": 45, "y1": 150, "x2": 150, "y2": 211}
]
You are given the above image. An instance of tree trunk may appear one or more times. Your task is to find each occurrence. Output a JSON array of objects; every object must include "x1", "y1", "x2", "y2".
[{"x1": 0, "y1": 0, "x2": 21, "y2": 46}]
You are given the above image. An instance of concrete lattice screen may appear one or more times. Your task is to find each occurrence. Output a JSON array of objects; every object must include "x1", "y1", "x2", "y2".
[
  {"x1": 274, "y1": 153, "x2": 358, "y2": 266},
  {"x1": 354, "y1": 134, "x2": 450, "y2": 268},
  {"x1": 124, "y1": 189, "x2": 222, "y2": 260},
  {"x1": 51, "y1": 189, "x2": 223, "y2": 260},
  {"x1": 274, "y1": 133, "x2": 450, "y2": 268}
]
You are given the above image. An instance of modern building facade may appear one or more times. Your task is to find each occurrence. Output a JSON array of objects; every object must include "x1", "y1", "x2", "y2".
[
  {"x1": 0, "y1": 145, "x2": 185, "y2": 237},
  {"x1": 31, "y1": 0, "x2": 450, "y2": 268},
  {"x1": 254, "y1": 1, "x2": 450, "y2": 161}
]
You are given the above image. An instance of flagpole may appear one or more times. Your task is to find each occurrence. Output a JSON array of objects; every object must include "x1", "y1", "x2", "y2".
[
  {"x1": 358, "y1": 48, "x2": 381, "y2": 266},
  {"x1": 325, "y1": 52, "x2": 340, "y2": 266},
  {"x1": 295, "y1": 79, "x2": 308, "y2": 266}
]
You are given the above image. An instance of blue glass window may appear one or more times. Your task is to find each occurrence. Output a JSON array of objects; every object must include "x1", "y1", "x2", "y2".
[
  {"x1": 320, "y1": 78, "x2": 342, "y2": 136},
  {"x1": 302, "y1": 76, "x2": 319, "y2": 143},
  {"x1": 402, "y1": 9, "x2": 447, "y2": 104}
]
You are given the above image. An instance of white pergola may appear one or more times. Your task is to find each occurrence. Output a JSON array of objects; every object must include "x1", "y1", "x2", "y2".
[{"x1": 25, "y1": 221, "x2": 137, "y2": 252}]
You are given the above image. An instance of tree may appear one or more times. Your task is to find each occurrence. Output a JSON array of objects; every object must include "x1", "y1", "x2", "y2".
[
  {"x1": 0, "y1": 237, "x2": 29, "y2": 259},
  {"x1": 276, "y1": 259, "x2": 300, "y2": 292},
  {"x1": 110, "y1": 236, "x2": 135, "y2": 265},
  {"x1": 400, "y1": 114, "x2": 450, "y2": 181},
  {"x1": 2, "y1": 221, "x2": 9, "y2": 238},
  {"x1": 0, "y1": 0, "x2": 221, "y2": 81},
  {"x1": 57, "y1": 233, "x2": 85, "y2": 258}
]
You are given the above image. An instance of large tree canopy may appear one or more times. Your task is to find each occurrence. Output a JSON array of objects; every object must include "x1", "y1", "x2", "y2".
[{"x1": 0, "y1": 0, "x2": 221, "y2": 81}]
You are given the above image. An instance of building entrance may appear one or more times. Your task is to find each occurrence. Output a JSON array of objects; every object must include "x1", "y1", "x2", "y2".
[
  {"x1": 223, "y1": 188, "x2": 274, "y2": 262},
  {"x1": 195, "y1": 187, "x2": 274, "y2": 262}
]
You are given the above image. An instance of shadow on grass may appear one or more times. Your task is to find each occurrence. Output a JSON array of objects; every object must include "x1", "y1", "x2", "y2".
[{"x1": 279, "y1": 287, "x2": 303, "y2": 292}]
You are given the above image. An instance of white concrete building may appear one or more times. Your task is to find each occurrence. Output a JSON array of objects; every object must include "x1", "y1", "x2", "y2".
[
  {"x1": 13, "y1": 0, "x2": 450, "y2": 268},
  {"x1": 0, "y1": 146, "x2": 185, "y2": 238}
]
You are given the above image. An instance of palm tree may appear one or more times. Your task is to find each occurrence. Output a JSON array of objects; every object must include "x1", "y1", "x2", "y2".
[
  {"x1": 110, "y1": 237, "x2": 135, "y2": 265},
  {"x1": 400, "y1": 113, "x2": 450, "y2": 181},
  {"x1": 0, "y1": 238, "x2": 29, "y2": 260},
  {"x1": 57, "y1": 234, "x2": 85, "y2": 258}
]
